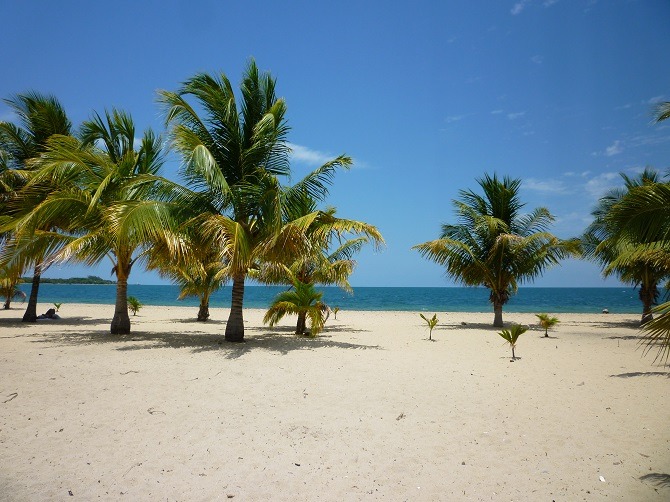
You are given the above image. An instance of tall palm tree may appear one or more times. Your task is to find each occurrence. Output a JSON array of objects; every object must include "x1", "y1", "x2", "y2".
[
  {"x1": 159, "y1": 60, "x2": 340, "y2": 342},
  {"x1": 0, "y1": 92, "x2": 72, "y2": 321},
  {"x1": 582, "y1": 169, "x2": 670, "y2": 324},
  {"x1": 17, "y1": 109, "x2": 180, "y2": 334},
  {"x1": 413, "y1": 174, "x2": 577, "y2": 327}
]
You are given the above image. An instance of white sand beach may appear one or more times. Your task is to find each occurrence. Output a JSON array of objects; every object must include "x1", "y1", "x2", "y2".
[{"x1": 1, "y1": 304, "x2": 668, "y2": 501}]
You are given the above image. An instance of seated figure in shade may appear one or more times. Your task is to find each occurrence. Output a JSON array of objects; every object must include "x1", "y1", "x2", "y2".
[{"x1": 37, "y1": 308, "x2": 60, "y2": 320}]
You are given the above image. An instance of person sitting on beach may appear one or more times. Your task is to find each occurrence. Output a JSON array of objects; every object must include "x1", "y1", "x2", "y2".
[{"x1": 37, "y1": 308, "x2": 60, "y2": 320}]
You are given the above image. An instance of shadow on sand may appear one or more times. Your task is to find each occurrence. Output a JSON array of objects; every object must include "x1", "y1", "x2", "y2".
[
  {"x1": 609, "y1": 371, "x2": 670, "y2": 378},
  {"x1": 639, "y1": 472, "x2": 670, "y2": 489},
  {"x1": 24, "y1": 318, "x2": 379, "y2": 359}
]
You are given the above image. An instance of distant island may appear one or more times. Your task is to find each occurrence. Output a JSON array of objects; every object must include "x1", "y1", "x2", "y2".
[{"x1": 19, "y1": 275, "x2": 115, "y2": 285}]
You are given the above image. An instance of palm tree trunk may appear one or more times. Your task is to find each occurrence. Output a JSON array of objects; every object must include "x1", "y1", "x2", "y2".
[
  {"x1": 22, "y1": 264, "x2": 42, "y2": 322},
  {"x1": 225, "y1": 273, "x2": 245, "y2": 342},
  {"x1": 296, "y1": 312, "x2": 307, "y2": 335},
  {"x1": 639, "y1": 281, "x2": 656, "y2": 325},
  {"x1": 111, "y1": 269, "x2": 131, "y2": 334},
  {"x1": 493, "y1": 301, "x2": 504, "y2": 328},
  {"x1": 197, "y1": 292, "x2": 210, "y2": 322}
]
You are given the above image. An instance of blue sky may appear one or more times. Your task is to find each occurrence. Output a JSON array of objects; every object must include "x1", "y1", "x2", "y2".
[{"x1": 2, "y1": 0, "x2": 669, "y2": 287}]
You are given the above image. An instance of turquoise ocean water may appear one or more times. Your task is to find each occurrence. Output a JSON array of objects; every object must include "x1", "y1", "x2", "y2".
[{"x1": 16, "y1": 284, "x2": 646, "y2": 314}]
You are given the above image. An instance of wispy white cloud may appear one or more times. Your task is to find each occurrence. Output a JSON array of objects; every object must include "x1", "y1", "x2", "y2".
[
  {"x1": 287, "y1": 142, "x2": 334, "y2": 166},
  {"x1": 511, "y1": 0, "x2": 558, "y2": 15},
  {"x1": 524, "y1": 178, "x2": 569, "y2": 194},
  {"x1": 491, "y1": 109, "x2": 504, "y2": 115},
  {"x1": 507, "y1": 111, "x2": 526, "y2": 120},
  {"x1": 604, "y1": 140, "x2": 623, "y2": 156},
  {"x1": 647, "y1": 95, "x2": 665, "y2": 104},
  {"x1": 530, "y1": 55, "x2": 544, "y2": 64},
  {"x1": 445, "y1": 114, "x2": 467, "y2": 124},
  {"x1": 511, "y1": 0, "x2": 531, "y2": 15},
  {"x1": 584, "y1": 171, "x2": 620, "y2": 198},
  {"x1": 287, "y1": 142, "x2": 369, "y2": 170}
]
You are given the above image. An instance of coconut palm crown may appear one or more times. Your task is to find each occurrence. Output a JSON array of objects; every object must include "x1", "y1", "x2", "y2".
[
  {"x1": 0, "y1": 92, "x2": 72, "y2": 322},
  {"x1": 582, "y1": 168, "x2": 670, "y2": 324},
  {"x1": 159, "y1": 60, "x2": 361, "y2": 342},
  {"x1": 414, "y1": 173, "x2": 578, "y2": 327},
  {"x1": 12, "y1": 109, "x2": 180, "y2": 334},
  {"x1": 263, "y1": 277, "x2": 329, "y2": 336}
]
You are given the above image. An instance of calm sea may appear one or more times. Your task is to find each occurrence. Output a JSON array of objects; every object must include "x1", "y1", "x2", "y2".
[{"x1": 15, "y1": 284, "x2": 645, "y2": 314}]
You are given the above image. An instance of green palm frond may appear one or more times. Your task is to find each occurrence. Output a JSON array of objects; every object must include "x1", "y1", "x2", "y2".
[
  {"x1": 640, "y1": 302, "x2": 670, "y2": 364},
  {"x1": 654, "y1": 102, "x2": 670, "y2": 123}
]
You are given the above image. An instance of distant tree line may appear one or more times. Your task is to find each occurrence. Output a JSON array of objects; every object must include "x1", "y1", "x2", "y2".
[{"x1": 19, "y1": 275, "x2": 114, "y2": 285}]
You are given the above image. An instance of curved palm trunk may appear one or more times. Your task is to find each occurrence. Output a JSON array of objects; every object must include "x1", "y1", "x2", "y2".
[
  {"x1": 111, "y1": 265, "x2": 131, "y2": 335},
  {"x1": 296, "y1": 311, "x2": 307, "y2": 335},
  {"x1": 225, "y1": 273, "x2": 245, "y2": 342},
  {"x1": 22, "y1": 264, "x2": 42, "y2": 322},
  {"x1": 639, "y1": 281, "x2": 657, "y2": 326}
]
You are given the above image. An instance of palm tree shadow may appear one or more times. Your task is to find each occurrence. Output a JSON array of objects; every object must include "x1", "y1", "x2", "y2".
[
  {"x1": 639, "y1": 472, "x2": 670, "y2": 488},
  {"x1": 609, "y1": 371, "x2": 670, "y2": 378},
  {"x1": 28, "y1": 327, "x2": 380, "y2": 359},
  {"x1": 176, "y1": 318, "x2": 228, "y2": 326},
  {"x1": 0, "y1": 316, "x2": 104, "y2": 328}
]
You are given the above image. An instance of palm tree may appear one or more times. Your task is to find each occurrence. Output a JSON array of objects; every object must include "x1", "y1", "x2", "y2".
[
  {"x1": 146, "y1": 217, "x2": 228, "y2": 321},
  {"x1": 159, "y1": 60, "x2": 342, "y2": 342},
  {"x1": 0, "y1": 262, "x2": 26, "y2": 309},
  {"x1": 582, "y1": 169, "x2": 670, "y2": 324},
  {"x1": 535, "y1": 313, "x2": 559, "y2": 337},
  {"x1": 413, "y1": 174, "x2": 578, "y2": 327},
  {"x1": 257, "y1": 173, "x2": 384, "y2": 334},
  {"x1": 498, "y1": 324, "x2": 527, "y2": 359},
  {"x1": 654, "y1": 101, "x2": 670, "y2": 123},
  {"x1": 263, "y1": 278, "x2": 328, "y2": 336},
  {"x1": 17, "y1": 109, "x2": 179, "y2": 334},
  {"x1": 0, "y1": 92, "x2": 72, "y2": 321}
]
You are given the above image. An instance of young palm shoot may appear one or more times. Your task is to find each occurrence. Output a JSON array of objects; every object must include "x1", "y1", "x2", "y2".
[
  {"x1": 53, "y1": 302, "x2": 62, "y2": 312},
  {"x1": 535, "y1": 313, "x2": 559, "y2": 337},
  {"x1": 127, "y1": 296, "x2": 142, "y2": 316},
  {"x1": 498, "y1": 324, "x2": 527, "y2": 360},
  {"x1": 419, "y1": 313, "x2": 439, "y2": 341},
  {"x1": 333, "y1": 307, "x2": 340, "y2": 320},
  {"x1": 264, "y1": 280, "x2": 328, "y2": 337}
]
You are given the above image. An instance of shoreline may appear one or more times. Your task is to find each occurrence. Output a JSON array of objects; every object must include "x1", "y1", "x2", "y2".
[{"x1": 1, "y1": 304, "x2": 667, "y2": 500}]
